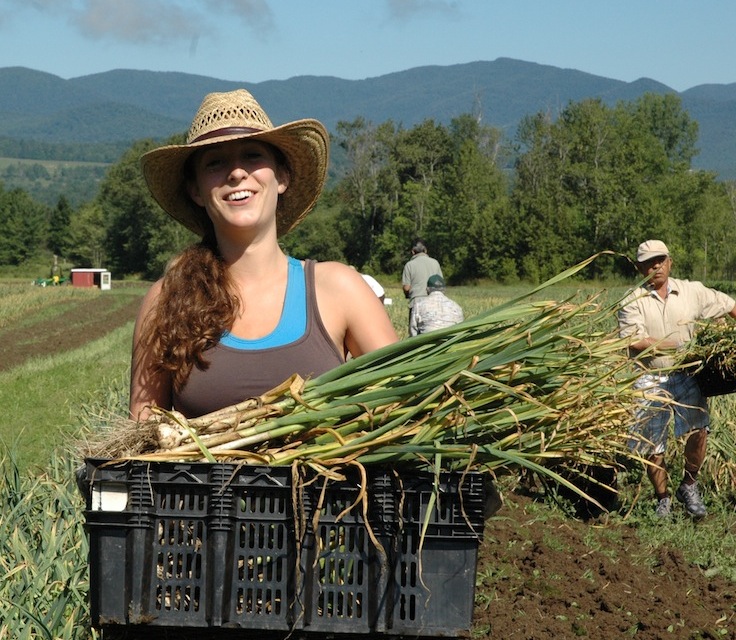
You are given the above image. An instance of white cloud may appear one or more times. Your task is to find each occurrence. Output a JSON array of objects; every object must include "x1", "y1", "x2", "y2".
[
  {"x1": 73, "y1": 0, "x2": 201, "y2": 43},
  {"x1": 386, "y1": 0, "x2": 460, "y2": 21},
  {"x1": 0, "y1": 0, "x2": 275, "y2": 46},
  {"x1": 205, "y1": 0, "x2": 275, "y2": 33}
]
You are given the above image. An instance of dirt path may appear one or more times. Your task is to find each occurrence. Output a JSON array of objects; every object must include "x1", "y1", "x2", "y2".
[{"x1": 0, "y1": 293, "x2": 143, "y2": 372}]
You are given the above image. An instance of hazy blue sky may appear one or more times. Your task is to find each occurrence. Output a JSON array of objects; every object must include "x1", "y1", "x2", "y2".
[{"x1": 1, "y1": 0, "x2": 733, "y2": 92}]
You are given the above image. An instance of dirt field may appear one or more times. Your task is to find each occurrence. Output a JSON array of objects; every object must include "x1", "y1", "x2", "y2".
[
  {"x1": 0, "y1": 291, "x2": 143, "y2": 372},
  {"x1": 474, "y1": 489, "x2": 736, "y2": 639}
]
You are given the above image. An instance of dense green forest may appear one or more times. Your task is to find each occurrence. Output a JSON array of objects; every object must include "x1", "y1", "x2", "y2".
[
  {"x1": 3, "y1": 93, "x2": 735, "y2": 284},
  {"x1": 0, "y1": 137, "x2": 136, "y2": 208}
]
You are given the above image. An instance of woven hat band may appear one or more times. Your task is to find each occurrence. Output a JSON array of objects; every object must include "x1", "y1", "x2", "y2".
[{"x1": 191, "y1": 126, "x2": 264, "y2": 144}]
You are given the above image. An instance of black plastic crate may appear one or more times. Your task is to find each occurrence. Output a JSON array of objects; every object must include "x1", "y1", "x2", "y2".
[
  {"x1": 83, "y1": 459, "x2": 485, "y2": 637},
  {"x1": 386, "y1": 472, "x2": 484, "y2": 636},
  {"x1": 220, "y1": 465, "x2": 296, "y2": 630},
  {"x1": 296, "y1": 468, "x2": 484, "y2": 636},
  {"x1": 692, "y1": 361, "x2": 736, "y2": 397},
  {"x1": 84, "y1": 459, "x2": 295, "y2": 630},
  {"x1": 296, "y1": 468, "x2": 395, "y2": 635}
]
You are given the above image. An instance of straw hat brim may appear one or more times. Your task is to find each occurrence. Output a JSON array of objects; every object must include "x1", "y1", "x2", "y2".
[{"x1": 140, "y1": 119, "x2": 329, "y2": 237}]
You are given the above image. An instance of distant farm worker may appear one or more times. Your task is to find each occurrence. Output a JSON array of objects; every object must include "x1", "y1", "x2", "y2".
[
  {"x1": 51, "y1": 254, "x2": 61, "y2": 285},
  {"x1": 410, "y1": 275, "x2": 464, "y2": 336},
  {"x1": 402, "y1": 238, "x2": 442, "y2": 336},
  {"x1": 129, "y1": 88, "x2": 397, "y2": 421},
  {"x1": 618, "y1": 239, "x2": 736, "y2": 518}
]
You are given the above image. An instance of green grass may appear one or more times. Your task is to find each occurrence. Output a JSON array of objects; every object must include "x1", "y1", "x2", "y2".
[
  {"x1": 0, "y1": 322, "x2": 133, "y2": 472},
  {"x1": 0, "y1": 284, "x2": 98, "y2": 328},
  {"x1": 0, "y1": 281, "x2": 147, "y2": 471},
  {"x1": 383, "y1": 280, "x2": 628, "y2": 339}
]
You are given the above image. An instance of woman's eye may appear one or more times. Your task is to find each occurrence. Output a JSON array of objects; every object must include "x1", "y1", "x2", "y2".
[
  {"x1": 203, "y1": 157, "x2": 224, "y2": 170},
  {"x1": 199, "y1": 145, "x2": 269, "y2": 172}
]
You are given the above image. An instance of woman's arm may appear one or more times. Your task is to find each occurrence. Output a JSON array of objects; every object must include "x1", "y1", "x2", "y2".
[
  {"x1": 314, "y1": 262, "x2": 398, "y2": 358},
  {"x1": 129, "y1": 280, "x2": 172, "y2": 421}
]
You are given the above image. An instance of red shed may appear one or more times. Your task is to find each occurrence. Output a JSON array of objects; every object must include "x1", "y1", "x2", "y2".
[{"x1": 71, "y1": 268, "x2": 112, "y2": 290}]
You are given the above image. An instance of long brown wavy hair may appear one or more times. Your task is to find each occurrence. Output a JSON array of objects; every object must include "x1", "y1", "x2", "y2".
[{"x1": 138, "y1": 226, "x2": 240, "y2": 392}]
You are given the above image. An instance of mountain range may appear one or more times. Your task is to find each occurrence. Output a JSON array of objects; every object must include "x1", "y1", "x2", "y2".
[{"x1": 1, "y1": 58, "x2": 735, "y2": 179}]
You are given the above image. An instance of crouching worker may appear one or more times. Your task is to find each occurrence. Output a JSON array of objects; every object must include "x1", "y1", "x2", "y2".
[{"x1": 410, "y1": 275, "x2": 464, "y2": 335}]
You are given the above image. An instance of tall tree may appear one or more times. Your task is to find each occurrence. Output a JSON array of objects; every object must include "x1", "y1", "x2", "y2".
[
  {"x1": 632, "y1": 93, "x2": 698, "y2": 168},
  {"x1": 393, "y1": 120, "x2": 452, "y2": 235},
  {"x1": 98, "y1": 136, "x2": 195, "y2": 278},
  {"x1": 510, "y1": 94, "x2": 726, "y2": 281},
  {"x1": 66, "y1": 202, "x2": 107, "y2": 268},
  {"x1": 428, "y1": 114, "x2": 510, "y2": 280},
  {"x1": 48, "y1": 195, "x2": 72, "y2": 257},
  {"x1": 333, "y1": 118, "x2": 398, "y2": 267},
  {"x1": 0, "y1": 183, "x2": 48, "y2": 265},
  {"x1": 280, "y1": 193, "x2": 346, "y2": 263},
  {"x1": 512, "y1": 110, "x2": 580, "y2": 281}
]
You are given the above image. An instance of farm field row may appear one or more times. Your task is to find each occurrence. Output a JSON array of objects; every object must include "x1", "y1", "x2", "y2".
[{"x1": 0, "y1": 282, "x2": 146, "y2": 469}]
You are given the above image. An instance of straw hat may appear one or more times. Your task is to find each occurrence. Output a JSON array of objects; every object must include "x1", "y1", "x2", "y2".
[{"x1": 140, "y1": 89, "x2": 329, "y2": 237}]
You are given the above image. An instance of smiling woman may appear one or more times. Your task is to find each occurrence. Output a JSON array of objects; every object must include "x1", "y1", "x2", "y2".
[{"x1": 130, "y1": 88, "x2": 398, "y2": 422}]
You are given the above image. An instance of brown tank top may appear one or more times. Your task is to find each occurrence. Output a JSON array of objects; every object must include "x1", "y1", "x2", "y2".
[{"x1": 173, "y1": 259, "x2": 343, "y2": 418}]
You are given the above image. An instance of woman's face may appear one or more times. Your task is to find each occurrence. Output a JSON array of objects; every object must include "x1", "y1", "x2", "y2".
[{"x1": 188, "y1": 139, "x2": 289, "y2": 236}]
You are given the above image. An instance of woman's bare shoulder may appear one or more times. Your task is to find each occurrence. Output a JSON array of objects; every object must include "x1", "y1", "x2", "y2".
[
  {"x1": 312, "y1": 260, "x2": 397, "y2": 353},
  {"x1": 143, "y1": 278, "x2": 164, "y2": 301},
  {"x1": 313, "y1": 260, "x2": 355, "y2": 275},
  {"x1": 313, "y1": 261, "x2": 365, "y2": 289}
]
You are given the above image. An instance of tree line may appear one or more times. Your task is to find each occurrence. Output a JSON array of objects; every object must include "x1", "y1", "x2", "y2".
[{"x1": 2, "y1": 93, "x2": 736, "y2": 284}]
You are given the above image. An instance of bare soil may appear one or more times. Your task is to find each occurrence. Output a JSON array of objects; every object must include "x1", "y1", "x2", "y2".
[
  {"x1": 474, "y1": 489, "x2": 736, "y2": 639},
  {"x1": 0, "y1": 291, "x2": 143, "y2": 372}
]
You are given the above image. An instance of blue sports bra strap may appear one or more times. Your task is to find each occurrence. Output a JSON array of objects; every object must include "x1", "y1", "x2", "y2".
[{"x1": 220, "y1": 256, "x2": 307, "y2": 349}]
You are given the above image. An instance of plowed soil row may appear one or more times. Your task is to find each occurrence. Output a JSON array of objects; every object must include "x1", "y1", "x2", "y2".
[{"x1": 0, "y1": 292, "x2": 143, "y2": 372}]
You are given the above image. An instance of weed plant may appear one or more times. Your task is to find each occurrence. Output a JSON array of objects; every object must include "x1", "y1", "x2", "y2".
[{"x1": 0, "y1": 283, "x2": 99, "y2": 329}]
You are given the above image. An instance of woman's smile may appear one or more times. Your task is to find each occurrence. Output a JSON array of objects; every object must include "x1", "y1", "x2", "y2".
[{"x1": 225, "y1": 189, "x2": 254, "y2": 202}]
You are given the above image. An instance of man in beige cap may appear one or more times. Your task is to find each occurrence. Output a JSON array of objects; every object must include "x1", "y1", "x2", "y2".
[
  {"x1": 402, "y1": 238, "x2": 443, "y2": 335},
  {"x1": 618, "y1": 240, "x2": 736, "y2": 518}
]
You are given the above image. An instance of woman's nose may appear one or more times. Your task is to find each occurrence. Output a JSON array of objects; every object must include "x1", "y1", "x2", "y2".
[{"x1": 228, "y1": 164, "x2": 248, "y2": 180}]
